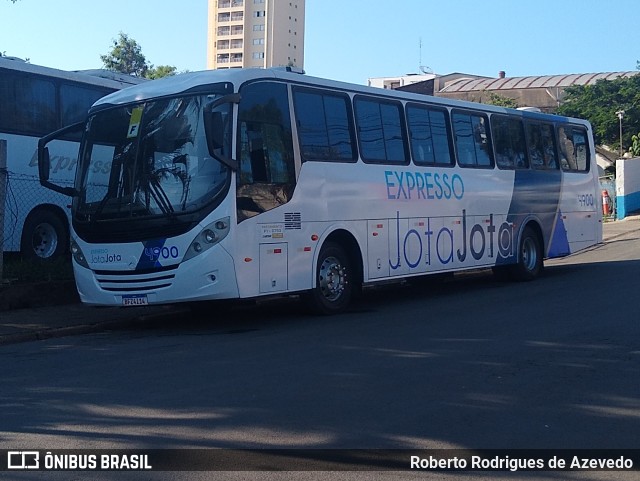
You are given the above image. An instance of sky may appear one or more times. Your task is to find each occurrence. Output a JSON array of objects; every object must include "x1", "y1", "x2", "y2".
[{"x1": 1, "y1": 0, "x2": 640, "y2": 85}]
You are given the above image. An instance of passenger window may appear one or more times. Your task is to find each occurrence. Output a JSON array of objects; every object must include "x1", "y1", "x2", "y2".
[
  {"x1": 407, "y1": 104, "x2": 454, "y2": 166},
  {"x1": 573, "y1": 130, "x2": 589, "y2": 171},
  {"x1": 61, "y1": 84, "x2": 111, "y2": 127},
  {"x1": 526, "y1": 123, "x2": 558, "y2": 170},
  {"x1": 237, "y1": 81, "x2": 295, "y2": 221},
  {"x1": 355, "y1": 96, "x2": 408, "y2": 164},
  {"x1": 452, "y1": 111, "x2": 493, "y2": 168},
  {"x1": 491, "y1": 115, "x2": 528, "y2": 170},
  {"x1": 559, "y1": 125, "x2": 589, "y2": 172},
  {"x1": 0, "y1": 73, "x2": 56, "y2": 135},
  {"x1": 293, "y1": 88, "x2": 356, "y2": 162}
]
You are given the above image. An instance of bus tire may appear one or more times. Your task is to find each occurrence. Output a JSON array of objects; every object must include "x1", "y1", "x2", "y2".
[
  {"x1": 509, "y1": 226, "x2": 542, "y2": 281},
  {"x1": 308, "y1": 242, "x2": 353, "y2": 315},
  {"x1": 21, "y1": 209, "x2": 68, "y2": 260}
]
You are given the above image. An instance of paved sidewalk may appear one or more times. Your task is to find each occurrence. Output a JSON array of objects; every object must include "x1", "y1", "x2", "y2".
[
  {"x1": 601, "y1": 214, "x2": 640, "y2": 240},
  {"x1": 1, "y1": 217, "x2": 640, "y2": 346}
]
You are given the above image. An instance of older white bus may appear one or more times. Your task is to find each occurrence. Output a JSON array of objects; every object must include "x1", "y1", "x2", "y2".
[
  {"x1": 0, "y1": 57, "x2": 142, "y2": 258},
  {"x1": 38, "y1": 67, "x2": 602, "y2": 313}
]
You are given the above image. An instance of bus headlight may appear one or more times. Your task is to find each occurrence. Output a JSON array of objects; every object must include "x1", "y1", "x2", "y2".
[
  {"x1": 183, "y1": 217, "x2": 230, "y2": 262},
  {"x1": 70, "y1": 238, "x2": 89, "y2": 269},
  {"x1": 203, "y1": 229, "x2": 217, "y2": 243}
]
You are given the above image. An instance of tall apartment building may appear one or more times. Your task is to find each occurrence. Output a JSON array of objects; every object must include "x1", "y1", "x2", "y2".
[{"x1": 207, "y1": 0, "x2": 305, "y2": 70}]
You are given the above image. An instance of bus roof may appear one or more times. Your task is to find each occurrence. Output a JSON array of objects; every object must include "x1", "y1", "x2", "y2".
[
  {"x1": 72, "y1": 69, "x2": 146, "y2": 86},
  {"x1": 90, "y1": 67, "x2": 591, "y2": 127},
  {"x1": 92, "y1": 67, "x2": 287, "y2": 108},
  {"x1": 0, "y1": 56, "x2": 145, "y2": 90}
]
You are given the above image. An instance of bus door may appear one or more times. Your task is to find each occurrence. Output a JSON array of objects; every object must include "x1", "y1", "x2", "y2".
[{"x1": 236, "y1": 81, "x2": 296, "y2": 294}]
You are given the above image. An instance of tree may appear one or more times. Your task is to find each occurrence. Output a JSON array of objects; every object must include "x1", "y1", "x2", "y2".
[
  {"x1": 557, "y1": 75, "x2": 640, "y2": 151},
  {"x1": 466, "y1": 92, "x2": 519, "y2": 109},
  {"x1": 100, "y1": 32, "x2": 149, "y2": 77},
  {"x1": 631, "y1": 133, "x2": 640, "y2": 157},
  {"x1": 100, "y1": 32, "x2": 177, "y2": 79},
  {"x1": 486, "y1": 92, "x2": 519, "y2": 109},
  {"x1": 146, "y1": 65, "x2": 177, "y2": 80}
]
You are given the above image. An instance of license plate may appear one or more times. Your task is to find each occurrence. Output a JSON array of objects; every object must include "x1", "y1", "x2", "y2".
[{"x1": 122, "y1": 294, "x2": 149, "y2": 306}]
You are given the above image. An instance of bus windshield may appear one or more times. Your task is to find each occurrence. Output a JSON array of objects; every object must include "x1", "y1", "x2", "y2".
[{"x1": 76, "y1": 94, "x2": 231, "y2": 223}]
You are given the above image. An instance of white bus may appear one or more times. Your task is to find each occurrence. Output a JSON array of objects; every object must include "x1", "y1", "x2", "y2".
[
  {"x1": 0, "y1": 56, "x2": 143, "y2": 258},
  {"x1": 38, "y1": 67, "x2": 602, "y2": 314}
]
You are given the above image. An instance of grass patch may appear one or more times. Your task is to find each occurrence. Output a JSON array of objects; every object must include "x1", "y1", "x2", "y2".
[{"x1": 1, "y1": 254, "x2": 74, "y2": 284}]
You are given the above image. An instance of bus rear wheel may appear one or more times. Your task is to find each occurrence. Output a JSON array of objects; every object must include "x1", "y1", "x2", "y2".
[
  {"x1": 21, "y1": 209, "x2": 69, "y2": 260},
  {"x1": 509, "y1": 226, "x2": 542, "y2": 281},
  {"x1": 308, "y1": 242, "x2": 353, "y2": 315}
]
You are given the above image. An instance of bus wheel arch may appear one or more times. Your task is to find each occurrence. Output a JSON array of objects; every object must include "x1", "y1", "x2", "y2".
[
  {"x1": 20, "y1": 206, "x2": 69, "y2": 259},
  {"x1": 510, "y1": 222, "x2": 543, "y2": 281},
  {"x1": 307, "y1": 230, "x2": 363, "y2": 315}
]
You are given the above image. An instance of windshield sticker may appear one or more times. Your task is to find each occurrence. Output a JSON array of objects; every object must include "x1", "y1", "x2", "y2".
[{"x1": 127, "y1": 106, "x2": 144, "y2": 138}]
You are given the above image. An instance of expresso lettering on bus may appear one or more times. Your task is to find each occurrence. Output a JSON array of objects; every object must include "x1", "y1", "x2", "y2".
[
  {"x1": 29, "y1": 152, "x2": 107, "y2": 174},
  {"x1": 385, "y1": 170, "x2": 464, "y2": 201},
  {"x1": 29, "y1": 153, "x2": 76, "y2": 173}
]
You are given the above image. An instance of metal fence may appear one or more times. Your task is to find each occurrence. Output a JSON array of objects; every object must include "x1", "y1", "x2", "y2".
[
  {"x1": 1, "y1": 166, "x2": 74, "y2": 262},
  {"x1": 0, "y1": 140, "x2": 6, "y2": 279}
]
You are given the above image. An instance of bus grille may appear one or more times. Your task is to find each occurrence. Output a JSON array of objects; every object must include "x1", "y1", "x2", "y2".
[{"x1": 94, "y1": 264, "x2": 179, "y2": 292}]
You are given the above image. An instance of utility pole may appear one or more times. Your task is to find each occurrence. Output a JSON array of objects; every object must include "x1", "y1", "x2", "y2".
[{"x1": 616, "y1": 110, "x2": 625, "y2": 158}]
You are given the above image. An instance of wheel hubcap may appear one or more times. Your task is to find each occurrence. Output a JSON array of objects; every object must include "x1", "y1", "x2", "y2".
[
  {"x1": 32, "y1": 222, "x2": 58, "y2": 258},
  {"x1": 521, "y1": 237, "x2": 537, "y2": 272},
  {"x1": 318, "y1": 256, "x2": 346, "y2": 301}
]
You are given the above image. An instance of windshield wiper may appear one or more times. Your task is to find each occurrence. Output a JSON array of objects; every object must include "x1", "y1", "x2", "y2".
[
  {"x1": 88, "y1": 155, "x2": 125, "y2": 224},
  {"x1": 146, "y1": 174, "x2": 176, "y2": 217}
]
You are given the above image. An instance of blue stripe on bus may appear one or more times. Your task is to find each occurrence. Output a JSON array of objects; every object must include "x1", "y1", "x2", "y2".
[
  {"x1": 548, "y1": 212, "x2": 571, "y2": 257},
  {"x1": 496, "y1": 169, "x2": 569, "y2": 264},
  {"x1": 136, "y1": 238, "x2": 167, "y2": 270}
]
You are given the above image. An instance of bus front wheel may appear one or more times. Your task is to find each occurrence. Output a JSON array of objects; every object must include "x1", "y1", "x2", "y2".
[
  {"x1": 509, "y1": 226, "x2": 543, "y2": 281},
  {"x1": 308, "y1": 242, "x2": 353, "y2": 315}
]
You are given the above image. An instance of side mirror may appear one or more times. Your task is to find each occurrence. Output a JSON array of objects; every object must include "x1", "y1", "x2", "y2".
[
  {"x1": 202, "y1": 93, "x2": 241, "y2": 171},
  {"x1": 38, "y1": 145, "x2": 51, "y2": 182},
  {"x1": 203, "y1": 110, "x2": 225, "y2": 152},
  {"x1": 37, "y1": 121, "x2": 84, "y2": 197}
]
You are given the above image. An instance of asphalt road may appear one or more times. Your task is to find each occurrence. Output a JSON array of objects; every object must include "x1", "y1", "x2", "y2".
[{"x1": 1, "y1": 230, "x2": 638, "y2": 480}]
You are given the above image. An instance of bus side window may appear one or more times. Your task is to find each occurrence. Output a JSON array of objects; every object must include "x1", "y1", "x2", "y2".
[
  {"x1": 542, "y1": 125, "x2": 558, "y2": 169},
  {"x1": 491, "y1": 115, "x2": 528, "y2": 170},
  {"x1": 293, "y1": 88, "x2": 356, "y2": 162},
  {"x1": 0, "y1": 72, "x2": 56, "y2": 135},
  {"x1": 354, "y1": 96, "x2": 408, "y2": 164},
  {"x1": 558, "y1": 125, "x2": 589, "y2": 172},
  {"x1": 237, "y1": 81, "x2": 295, "y2": 221},
  {"x1": 407, "y1": 104, "x2": 454, "y2": 166},
  {"x1": 573, "y1": 129, "x2": 589, "y2": 171},
  {"x1": 527, "y1": 123, "x2": 558, "y2": 170},
  {"x1": 452, "y1": 111, "x2": 493, "y2": 168},
  {"x1": 60, "y1": 84, "x2": 111, "y2": 134}
]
